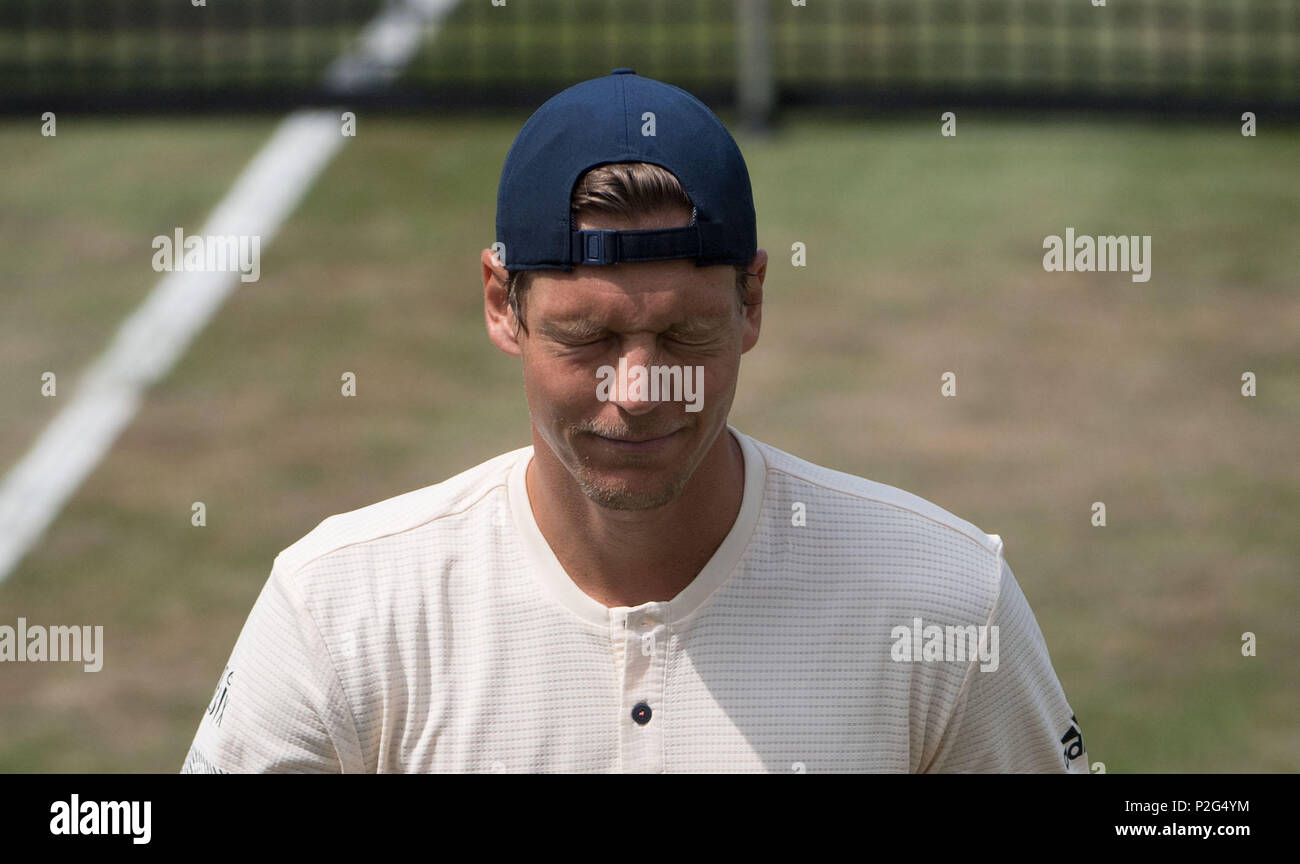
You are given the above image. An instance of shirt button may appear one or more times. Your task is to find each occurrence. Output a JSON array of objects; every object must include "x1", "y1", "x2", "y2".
[{"x1": 631, "y1": 702, "x2": 652, "y2": 725}]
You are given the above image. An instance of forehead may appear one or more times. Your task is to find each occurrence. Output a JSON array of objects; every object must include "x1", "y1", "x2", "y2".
[{"x1": 528, "y1": 259, "x2": 734, "y2": 329}]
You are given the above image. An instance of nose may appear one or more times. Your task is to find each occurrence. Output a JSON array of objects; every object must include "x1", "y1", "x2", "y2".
[{"x1": 607, "y1": 338, "x2": 660, "y2": 416}]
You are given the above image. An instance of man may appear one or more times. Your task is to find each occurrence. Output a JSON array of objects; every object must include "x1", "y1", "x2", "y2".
[{"x1": 182, "y1": 69, "x2": 1088, "y2": 773}]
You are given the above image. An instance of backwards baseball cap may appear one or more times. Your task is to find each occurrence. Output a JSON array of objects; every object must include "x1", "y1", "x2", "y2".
[{"x1": 495, "y1": 68, "x2": 756, "y2": 273}]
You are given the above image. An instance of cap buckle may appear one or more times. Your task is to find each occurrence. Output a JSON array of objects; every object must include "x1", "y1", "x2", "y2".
[{"x1": 579, "y1": 229, "x2": 620, "y2": 265}]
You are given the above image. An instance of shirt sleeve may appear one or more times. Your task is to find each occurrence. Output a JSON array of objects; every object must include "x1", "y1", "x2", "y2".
[
  {"x1": 923, "y1": 553, "x2": 1090, "y2": 773},
  {"x1": 180, "y1": 560, "x2": 361, "y2": 773}
]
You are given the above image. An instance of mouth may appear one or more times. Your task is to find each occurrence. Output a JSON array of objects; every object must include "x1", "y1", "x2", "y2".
[{"x1": 590, "y1": 428, "x2": 683, "y2": 452}]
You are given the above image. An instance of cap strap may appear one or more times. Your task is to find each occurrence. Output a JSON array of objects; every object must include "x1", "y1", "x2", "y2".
[{"x1": 570, "y1": 226, "x2": 707, "y2": 266}]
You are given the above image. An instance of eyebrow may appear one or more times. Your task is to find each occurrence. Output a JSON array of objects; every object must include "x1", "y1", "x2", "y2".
[
  {"x1": 539, "y1": 316, "x2": 730, "y2": 342},
  {"x1": 538, "y1": 319, "x2": 607, "y2": 342}
]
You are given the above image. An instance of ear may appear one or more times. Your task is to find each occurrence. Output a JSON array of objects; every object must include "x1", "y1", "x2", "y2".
[
  {"x1": 740, "y1": 248, "x2": 766, "y2": 354},
  {"x1": 483, "y1": 247, "x2": 522, "y2": 357}
]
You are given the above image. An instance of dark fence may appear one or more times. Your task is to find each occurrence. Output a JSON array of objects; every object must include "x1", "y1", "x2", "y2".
[{"x1": 1, "y1": 0, "x2": 1296, "y2": 113}]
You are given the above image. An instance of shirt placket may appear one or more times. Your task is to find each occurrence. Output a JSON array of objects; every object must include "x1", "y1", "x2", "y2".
[{"x1": 611, "y1": 601, "x2": 668, "y2": 773}]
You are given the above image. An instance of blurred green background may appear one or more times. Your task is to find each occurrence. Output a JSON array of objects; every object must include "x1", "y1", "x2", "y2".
[{"x1": 1, "y1": 112, "x2": 1296, "y2": 771}]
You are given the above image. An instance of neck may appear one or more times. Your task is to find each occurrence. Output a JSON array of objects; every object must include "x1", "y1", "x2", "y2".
[{"x1": 526, "y1": 426, "x2": 745, "y2": 608}]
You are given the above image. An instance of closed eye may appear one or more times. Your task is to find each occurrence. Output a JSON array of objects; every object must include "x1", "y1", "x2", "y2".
[{"x1": 664, "y1": 329, "x2": 725, "y2": 346}]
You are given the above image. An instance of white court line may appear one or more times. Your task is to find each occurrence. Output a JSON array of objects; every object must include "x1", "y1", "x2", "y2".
[{"x1": 0, "y1": 0, "x2": 459, "y2": 582}]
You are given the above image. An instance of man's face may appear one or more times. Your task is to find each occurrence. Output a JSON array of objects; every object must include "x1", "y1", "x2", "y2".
[{"x1": 515, "y1": 207, "x2": 757, "y2": 510}]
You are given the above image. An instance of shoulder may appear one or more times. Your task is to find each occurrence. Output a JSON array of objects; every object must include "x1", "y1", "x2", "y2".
[
  {"x1": 739, "y1": 430, "x2": 1007, "y2": 614},
  {"x1": 745, "y1": 432, "x2": 1004, "y2": 558},
  {"x1": 270, "y1": 445, "x2": 530, "y2": 586}
]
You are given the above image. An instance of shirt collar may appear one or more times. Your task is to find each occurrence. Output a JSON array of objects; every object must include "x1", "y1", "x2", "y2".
[{"x1": 508, "y1": 425, "x2": 766, "y2": 630}]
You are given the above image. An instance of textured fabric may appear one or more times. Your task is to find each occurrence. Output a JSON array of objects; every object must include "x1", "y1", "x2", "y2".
[{"x1": 182, "y1": 428, "x2": 1088, "y2": 774}]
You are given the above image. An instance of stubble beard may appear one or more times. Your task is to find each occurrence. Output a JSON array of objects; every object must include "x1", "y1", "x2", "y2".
[
  {"x1": 551, "y1": 416, "x2": 706, "y2": 511},
  {"x1": 571, "y1": 457, "x2": 695, "y2": 511}
]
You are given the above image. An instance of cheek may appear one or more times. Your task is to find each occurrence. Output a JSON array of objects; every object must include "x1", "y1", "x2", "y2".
[
  {"x1": 700, "y1": 354, "x2": 741, "y2": 411},
  {"x1": 522, "y1": 350, "x2": 598, "y2": 419}
]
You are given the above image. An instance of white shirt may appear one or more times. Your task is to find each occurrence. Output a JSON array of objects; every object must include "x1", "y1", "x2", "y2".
[{"x1": 182, "y1": 428, "x2": 1089, "y2": 773}]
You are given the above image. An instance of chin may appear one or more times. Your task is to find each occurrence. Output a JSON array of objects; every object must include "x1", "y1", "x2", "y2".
[{"x1": 573, "y1": 466, "x2": 693, "y2": 511}]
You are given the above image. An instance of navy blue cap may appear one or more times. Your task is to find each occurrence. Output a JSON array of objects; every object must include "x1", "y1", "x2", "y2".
[{"x1": 495, "y1": 68, "x2": 756, "y2": 272}]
